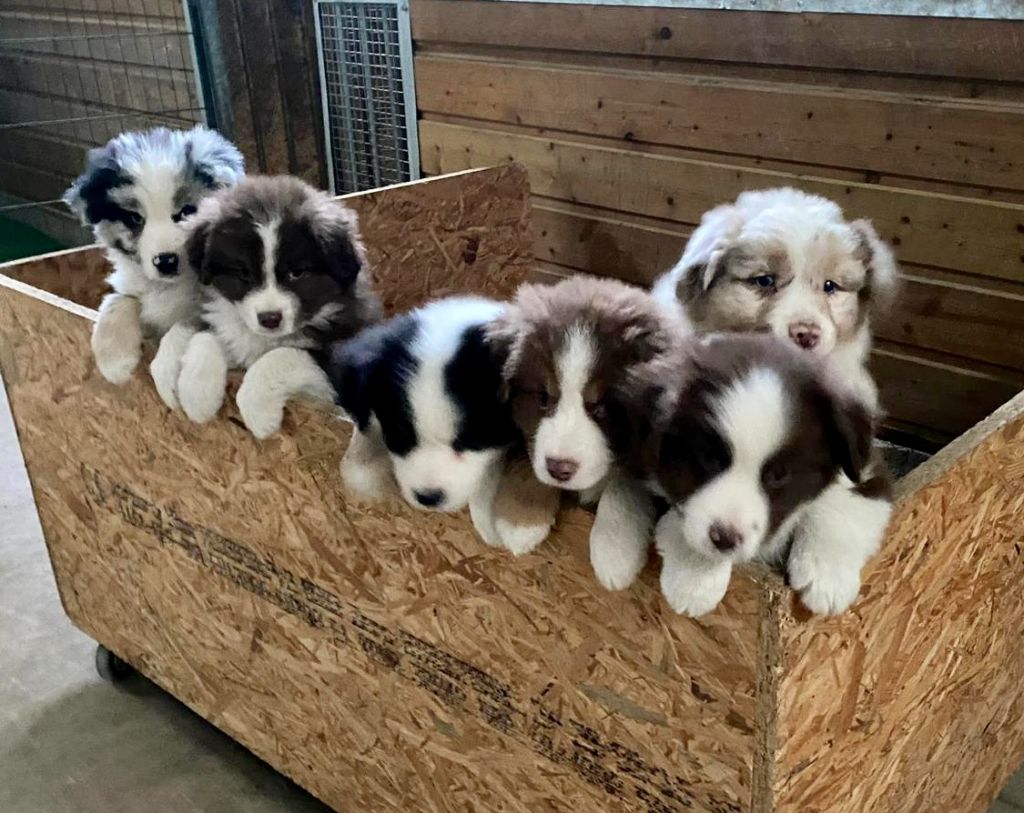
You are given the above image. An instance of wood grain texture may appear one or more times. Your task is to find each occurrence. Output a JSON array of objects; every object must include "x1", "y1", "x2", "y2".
[
  {"x1": 412, "y1": 1, "x2": 1024, "y2": 82},
  {"x1": 774, "y1": 388, "x2": 1024, "y2": 813},
  {"x1": 416, "y1": 56, "x2": 1024, "y2": 191},
  {"x1": 422, "y1": 121, "x2": 1024, "y2": 284}
]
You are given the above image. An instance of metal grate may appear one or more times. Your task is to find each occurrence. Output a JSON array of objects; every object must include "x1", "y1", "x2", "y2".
[
  {"x1": 0, "y1": 1, "x2": 207, "y2": 249},
  {"x1": 316, "y1": 0, "x2": 419, "y2": 195}
]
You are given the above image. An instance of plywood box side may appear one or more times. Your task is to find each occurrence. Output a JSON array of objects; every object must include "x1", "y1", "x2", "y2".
[{"x1": 774, "y1": 397, "x2": 1024, "y2": 813}]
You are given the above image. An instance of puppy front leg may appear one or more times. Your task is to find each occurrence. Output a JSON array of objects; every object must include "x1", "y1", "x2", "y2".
[
  {"x1": 656, "y1": 513, "x2": 732, "y2": 616},
  {"x1": 493, "y1": 455, "x2": 560, "y2": 556},
  {"x1": 590, "y1": 472, "x2": 654, "y2": 590},
  {"x1": 92, "y1": 293, "x2": 143, "y2": 384},
  {"x1": 149, "y1": 322, "x2": 196, "y2": 410},
  {"x1": 340, "y1": 421, "x2": 397, "y2": 500},
  {"x1": 237, "y1": 347, "x2": 335, "y2": 439},
  {"x1": 468, "y1": 461, "x2": 504, "y2": 548},
  {"x1": 177, "y1": 331, "x2": 229, "y2": 424},
  {"x1": 788, "y1": 478, "x2": 892, "y2": 616}
]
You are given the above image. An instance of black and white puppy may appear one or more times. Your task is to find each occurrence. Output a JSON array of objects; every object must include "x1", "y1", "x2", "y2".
[
  {"x1": 154, "y1": 175, "x2": 381, "y2": 436},
  {"x1": 322, "y1": 296, "x2": 521, "y2": 544},
  {"x1": 63, "y1": 126, "x2": 244, "y2": 383},
  {"x1": 642, "y1": 334, "x2": 891, "y2": 616}
]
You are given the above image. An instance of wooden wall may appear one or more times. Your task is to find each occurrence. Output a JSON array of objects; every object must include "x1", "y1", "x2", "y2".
[{"x1": 412, "y1": 1, "x2": 1024, "y2": 447}]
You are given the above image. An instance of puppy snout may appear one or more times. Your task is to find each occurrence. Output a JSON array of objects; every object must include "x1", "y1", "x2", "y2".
[
  {"x1": 153, "y1": 252, "x2": 179, "y2": 276},
  {"x1": 545, "y1": 457, "x2": 579, "y2": 483},
  {"x1": 257, "y1": 311, "x2": 283, "y2": 330},
  {"x1": 414, "y1": 489, "x2": 445, "y2": 508},
  {"x1": 709, "y1": 523, "x2": 743, "y2": 553},
  {"x1": 788, "y1": 322, "x2": 820, "y2": 350}
]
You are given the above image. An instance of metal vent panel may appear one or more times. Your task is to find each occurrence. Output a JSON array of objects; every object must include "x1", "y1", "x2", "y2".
[{"x1": 316, "y1": 0, "x2": 419, "y2": 194}]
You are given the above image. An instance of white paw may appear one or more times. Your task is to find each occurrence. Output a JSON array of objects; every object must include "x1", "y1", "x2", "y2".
[
  {"x1": 94, "y1": 343, "x2": 141, "y2": 385},
  {"x1": 590, "y1": 525, "x2": 647, "y2": 591},
  {"x1": 178, "y1": 335, "x2": 227, "y2": 424},
  {"x1": 150, "y1": 349, "x2": 180, "y2": 409},
  {"x1": 180, "y1": 381, "x2": 224, "y2": 424},
  {"x1": 659, "y1": 560, "x2": 730, "y2": 617},
  {"x1": 495, "y1": 517, "x2": 550, "y2": 556},
  {"x1": 237, "y1": 379, "x2": 283, "y2": 440},
  {"x1": 788, "y1": 551, "x2": 861, "y2": 616}
]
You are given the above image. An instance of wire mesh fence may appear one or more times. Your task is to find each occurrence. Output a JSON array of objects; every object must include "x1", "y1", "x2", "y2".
[
  {"x1": 317, "y1": 0, "x2": 419, "y2": 195},
  {"x1": 0, "y1": 0, "x2": 205, "y2": 250}
]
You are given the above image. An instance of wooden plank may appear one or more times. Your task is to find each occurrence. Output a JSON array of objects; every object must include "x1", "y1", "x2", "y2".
[
  {"x1": 420, "y1": 120, "x2": 1024, "y2": 282},
  {"x1": 411, "y1": 0, "x2": 1024, "y2": 83},
  {"x1": 532, "y1": 201, "x2": 1024, "y2": 371},
  {"x1": 416, "y1": 56, "x2": 1024, "y2": 192}
]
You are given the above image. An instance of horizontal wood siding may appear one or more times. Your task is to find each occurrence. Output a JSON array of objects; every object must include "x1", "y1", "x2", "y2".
[{"x1": 413, "y1": 0, "x2": 1024, "y2": 445}]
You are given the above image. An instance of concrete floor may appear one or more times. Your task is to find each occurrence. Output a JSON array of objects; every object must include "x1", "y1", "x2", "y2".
[{"x1": 0, "y1": 371, "x2": 1021, "y2": 813}]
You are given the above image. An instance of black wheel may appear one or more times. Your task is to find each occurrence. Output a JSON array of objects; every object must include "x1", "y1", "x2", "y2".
[{"x1": 95, "y1": 644, "x2": 134, "y2": 683}]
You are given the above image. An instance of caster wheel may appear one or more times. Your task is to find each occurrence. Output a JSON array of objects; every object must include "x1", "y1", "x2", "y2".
[{"x1": 95, "y1": 644, "x2": 134, "y2": 683}]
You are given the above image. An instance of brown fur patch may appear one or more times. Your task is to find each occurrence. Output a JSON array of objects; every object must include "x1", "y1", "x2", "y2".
[{"x1": 492, "y1": 453, "x2": 562, "y2": 534}]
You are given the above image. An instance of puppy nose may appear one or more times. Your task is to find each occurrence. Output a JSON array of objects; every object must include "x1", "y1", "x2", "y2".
[
  {"x1": 414, "y1": 489, "x2": 444, "y2": 508},
  {"x1": 257, "y1": 311, "x2": 283, "y2": 330},
  {"x1": 788, "y1": 323, "x2": 820, "y2": 350},
  {"x1": 152, "y1": 253, "x2": 179, "y2": 276},
  {"x1": 545, "y1": 457, "x2": 579, "y2": 483},
  {"x1": 709, "y1": 523, "x2": 743, "y2": 552}
]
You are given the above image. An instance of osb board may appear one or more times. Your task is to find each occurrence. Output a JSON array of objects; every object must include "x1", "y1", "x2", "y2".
[
  {"x1": 0, "y1": 164, "x2": 533, "y2": 319},
  {"x1": 0, "y1": 277, "x2": 768, "y2": 813},
  {"x1": 773, "y1": 389, "x2": 1024, "y2": 813}
]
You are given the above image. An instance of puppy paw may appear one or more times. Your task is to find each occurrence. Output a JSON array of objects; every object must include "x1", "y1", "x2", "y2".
[
  {"x1": 590, "y1": 525, "x2": 647, "y2": 591},
  {"x1": 237, "y1": 379, "x2": 282, "y2": 440},
  {"x1": 94, "y1": 343, "x2": 141, "y2": 385},
  {"x1": 150, "y1": 353, "x2": 178, "y2": 409},
  {"x1": 788, "y1": 551, "x2": 861, "y2": 616},
  {"x1": 659, "y1": 560, "x2": 730, "y2": 617},
  {"x1": 340, "y1": 457, "x2": 393, "y2": 501},
  {"x1": 178, "y1": 333, "x2": 227, "y2": 424},
  {"x1": 495, "y1": 517, "x2": 550, "y2": 556}
]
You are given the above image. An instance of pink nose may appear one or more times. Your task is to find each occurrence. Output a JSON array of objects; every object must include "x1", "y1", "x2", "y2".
[
  {"x1": 709, "y1": 523, "x2": 743, "y2": 552},
  {"x1": 545, "y1": 457, "x2": 579, "y2": 483},
  {"x1": 788, "y1": 323, "x2": 820, "y2": 350}
]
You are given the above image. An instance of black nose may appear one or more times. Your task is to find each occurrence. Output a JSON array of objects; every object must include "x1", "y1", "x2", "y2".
[
  {"x1": 709, "y1": 523, "x2": 743, "y2": 552},
  {"x1": 153, "y1": 253, "x2": 179, "y2": 276},
  {"x1": 257, "y1": 311, "x2": 283, "y2": 330},
  {"x1": 414, "y1": 489, "x2": 444, "y2": 508}
]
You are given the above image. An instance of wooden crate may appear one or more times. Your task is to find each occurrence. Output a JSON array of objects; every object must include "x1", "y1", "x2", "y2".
[{"x1": 2, "y1": 165, "x2": 1023, "y2": 813}]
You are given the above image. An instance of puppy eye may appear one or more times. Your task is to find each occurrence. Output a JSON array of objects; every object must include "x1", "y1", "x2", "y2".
[
  {"x1": 537, "y1": 391, "x2": 551, "y2": 409},
  {"x1": 287, "y1": 267, "x2": 310, "y2": 281},
  {"x1": 748, "y1": 274, "x2": 776, "y2": 290},
  {"x1": 125, "y1": 211, "x2": 144, "y2": 228},
  {"x1": 823, "y1": 279, "x2": 839, "y2": 295},
  {"x1": 585, "y1": 399, "x2": 607, "y2": 421},
  {"x1": 173, "y1": 204, "x2": 197, "y2": 223},
  {"x1": 763, "y1": 461, "x2": 790, "y2": 490}
]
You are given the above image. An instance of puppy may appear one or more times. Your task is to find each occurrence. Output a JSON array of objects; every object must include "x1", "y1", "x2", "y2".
[
  {"x1": 156, "y1": 175, "x2": 381, "y2": 435},
  {"x1": 487, "y1": 276, "x2": 684, "y2": 585},
  {"x1": 63, "y1": 126, "x2": 244, "y2": 383},
  {"x1": 645, "y1": 334, "x2": 891, "y2": 617},
  {"x1": 322, "y1": 297, "x2": 526, "y2": 547},
  {"x1": 652, "y1": 186, "x2": 898, "y2": 410}
]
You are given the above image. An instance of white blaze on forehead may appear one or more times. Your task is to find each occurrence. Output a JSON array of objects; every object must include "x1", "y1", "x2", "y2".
[
  {"x1": 407, "y1": 297, "x2": 505, "y2": 445},
  {"x1": 712, "y1": 366, "x2": 789, "y2": 468},
  {"x1": 556, "y1": 324, "x2": 595, "y2": 400},
  {"x1": 256, "y1": 218, "x2": 281, "y2": 286}
]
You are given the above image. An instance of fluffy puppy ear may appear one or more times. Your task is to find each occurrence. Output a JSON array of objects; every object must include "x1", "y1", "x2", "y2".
[
  {"x1": 184, "y1": 125, "x2": 245, "y2": 189},
  {"x1": 850, "y1": 218, "x2": 900, "y2": 315},
  {"x1": 185, "y1": 200, "x2": 221, "y2": 284},
  {"x1": 819, "y1": 389, "x2": 875, "y2": 483},
  {"x1": 313, "y1": 202, "x2": 366, "y2": 289},
  {"x1": 666, "y1": 202, "x2": 744, "y2": 305},
  {"x1": 320, "y1": 322, "x2": 396, "y2": 430},
  {"x1": 483, "y1": 308, "x2": 524, "y2": 394},
  {"x1": 62, "y1": 142, "x2": 123, "y2": 226}
]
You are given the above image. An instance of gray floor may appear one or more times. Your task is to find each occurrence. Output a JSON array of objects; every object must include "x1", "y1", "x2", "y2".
[{"x1": 0, "y1": 371, "x2": 1021, "y2": 813}]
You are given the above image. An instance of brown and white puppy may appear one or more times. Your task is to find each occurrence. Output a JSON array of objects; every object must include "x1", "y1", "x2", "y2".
[
  {"x1": 152, "y1": 175, "x2": 380, "y2": 437},
  {"x1": 642, "y1": 334, "x2": 891, "y2": 617},
  {"x1": 487, "y1": 275, "x2": 685, "y2": 585},
  {"x1": 652, "y1": 187, "x2": 898, "y2": 410}
]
